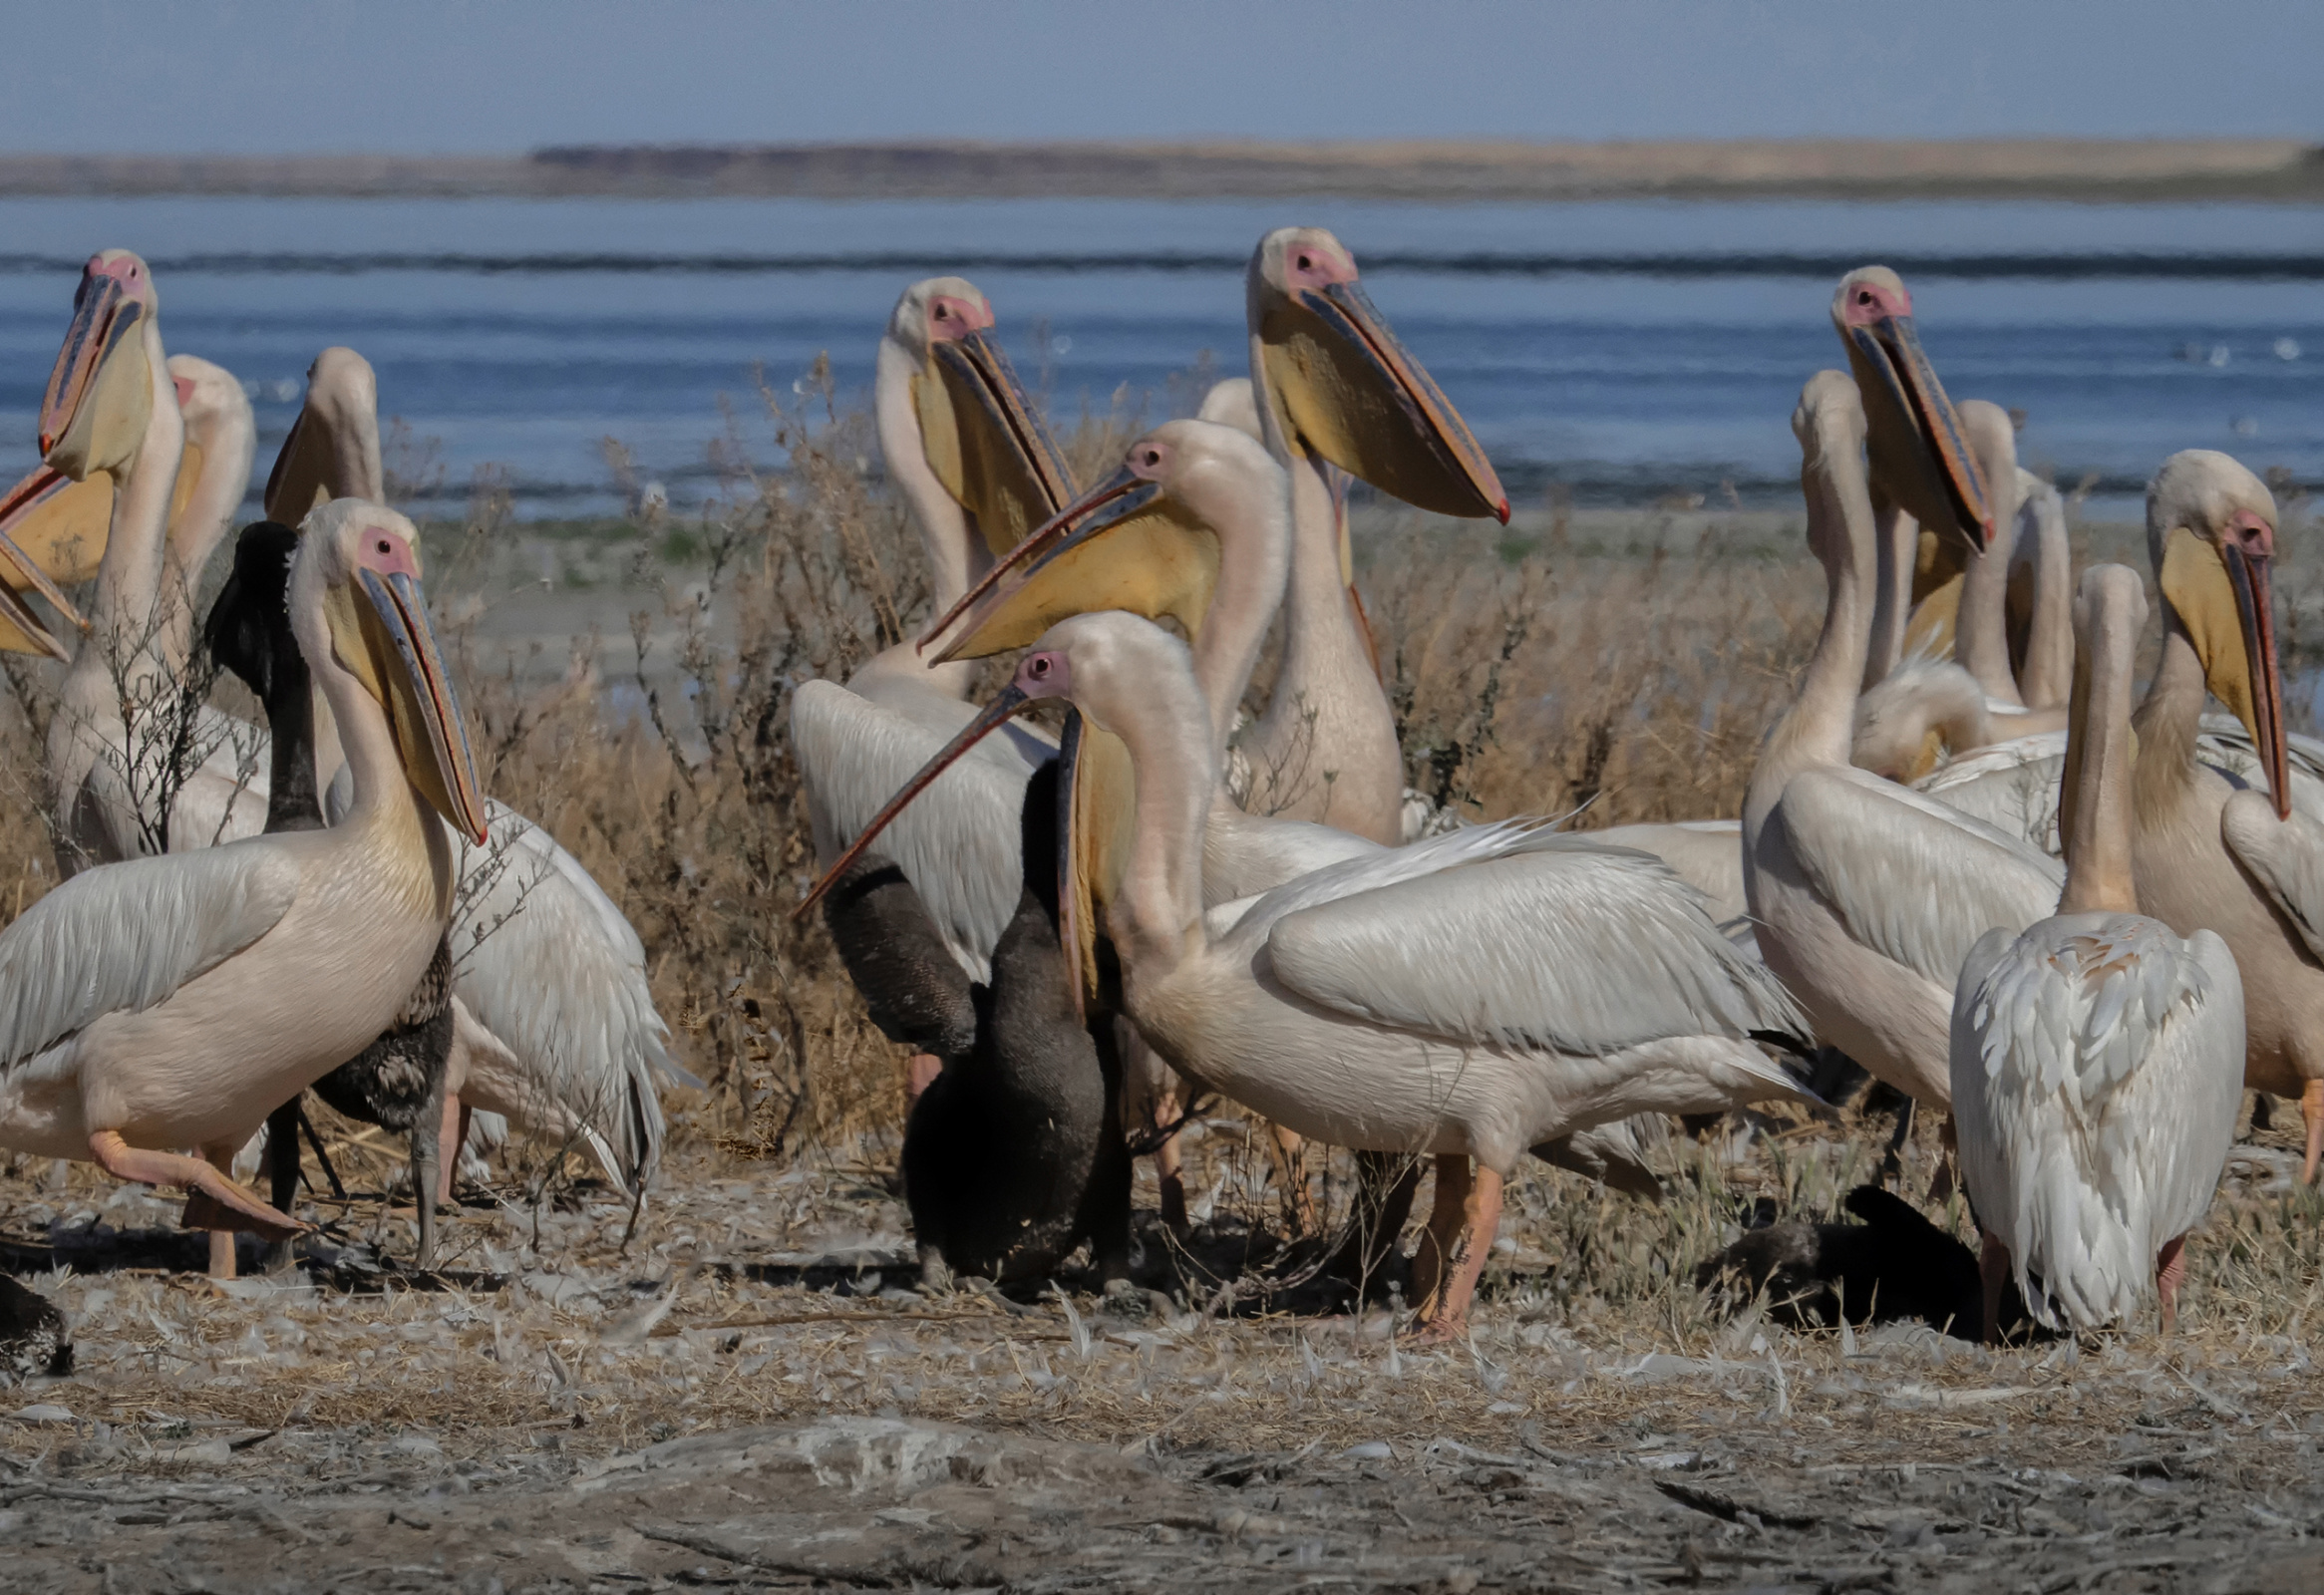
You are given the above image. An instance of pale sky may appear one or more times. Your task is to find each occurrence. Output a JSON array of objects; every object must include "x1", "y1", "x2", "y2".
[{"x1": 1, "y1": 1, "x2": 2315, "y2": 154}]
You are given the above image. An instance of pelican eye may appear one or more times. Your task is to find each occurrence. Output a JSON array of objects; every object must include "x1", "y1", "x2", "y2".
[{"x1": 376, "y1": 538, "x2": 393, "y2": 555}]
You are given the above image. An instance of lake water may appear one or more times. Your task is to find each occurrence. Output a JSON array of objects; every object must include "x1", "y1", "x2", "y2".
[{"x1": 0, "y1": 194, "x2": 2316, "y2": 520}]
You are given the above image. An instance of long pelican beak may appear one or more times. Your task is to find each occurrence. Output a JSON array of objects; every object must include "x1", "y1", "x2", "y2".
[
  {"x1": 2222, "y1": 534, "x2": 2289, "y2": 819},
  {"x1": 355, "y1": 567, "x2": 492, "y2": 843},
  {"x1": 2159, "y1": 511, "x2": 2289, "y2": 817},
  {"x1": 0, "y1": 467, "x2": 97, "y2": 643},
  {"x1": 40, "y1": 262, "x2": 153, "y2": 480},
  {"x1": 913, "y1": 326, "x2": 1077, "y2": 559},
  {"x1": 794, "y1": 682, "x2": 1038, "y2": 920},
  {"x1": 1846, "y1": 311, "x2": 1992, "y2": 554},
  {"x1": 1259, "y1": 276, "x2": 1506, "y2": 521},
  {"x1": 918, "y1": 463, "x2": 1217, "y2": 662}
]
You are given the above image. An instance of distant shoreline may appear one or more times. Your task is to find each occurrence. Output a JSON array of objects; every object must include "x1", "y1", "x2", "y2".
[{"x1": 1, "y1": 139, "x2": 2319, "y2": 202}]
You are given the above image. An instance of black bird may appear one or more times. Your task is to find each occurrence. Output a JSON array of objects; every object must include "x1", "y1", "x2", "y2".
[
  {"x1": 1695, "y1": 1183, "x2": 2035, "y2": 1343},
  {"x1": 894, "y1": 731, "x2": 1130, "y2": 1291},
  {"x1": 202, "y1": 520, "x2": 457, "y2": 1270}
]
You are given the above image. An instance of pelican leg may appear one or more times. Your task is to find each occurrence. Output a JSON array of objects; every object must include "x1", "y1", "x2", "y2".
[
  {"x1": 437, "y1": 1092, "x2": 466, "y2": 1206},
  {"x1": 1411, "y1": 1158, "x2": 1503, "y2": 1345},
  {"x1": 2156, "y1": 1235, "x2": 2188, "y2": 1336},
  {"x1": 1979, "y1": 1231, "x2": 2010, "y2": 1346},
  {"x1": 1260, "y1": 1123, "x2": 1320, "y2": 1239},
  {"x1": 94, "y1": 1130, "x2": 305, "y2": 1242},
  {"x1": 905, "y1": 1054, "x2": 943, "y2": 1104},
  {"x1": 410, "y1": 1098, "x2": 444, "y2": 1276},
  {"x1": 200, "y1": 1144, "x2": 239, "y2": 1281},
  {"x1": 1323, "y1": 1150, "x2": 1420, "y2": 1293},
  {"x1": 2303, "y1": 1079, "x2": 2324, "y2": 1185}
]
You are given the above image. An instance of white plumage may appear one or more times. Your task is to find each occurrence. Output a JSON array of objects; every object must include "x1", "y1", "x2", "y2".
[
  {"x1": 1952, "y1": 915, "x2": 2240, "y2": 1330},
  {"x1": 446, "y1": 801, "x2": 693, "y2": 1186},
  {"x1": 792, "y1": 677, "x2": 1050, "y2": 981},
  {"x1": 0, "y1": 844, "x2": 297, "y2": 1079},
  {"x1": 819, "y1": 610, "x2": 1817, "y2": 1338}
]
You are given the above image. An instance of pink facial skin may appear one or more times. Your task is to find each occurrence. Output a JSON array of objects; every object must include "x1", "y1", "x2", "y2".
[
  {"x1": 1014, "y1": 649, "x2": 1072, "y2": 701},
  {"x1": 1282, "y1": 239, "x2": 1358, "y2": 292},
  {"x1": 353, "y1": 525, "x2": 423, "y2": 580},
  {"x1": 171, "y1": 376, "x2": 195, "y2": 408},
  {"x1": 2223, "y1": 507, "x2": 2274, "y2": 559},
  {"x1": 1839, "y1": 276, "x2": 1912, "y2": 327},
  {"x1": 927, "y1": 293, "x2": 994, "y2": 340}
]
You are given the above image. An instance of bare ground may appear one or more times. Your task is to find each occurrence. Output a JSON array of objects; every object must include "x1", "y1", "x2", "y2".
[{"x1": 0, "y1": 1097, "x2": 2317, "y2": 1593}]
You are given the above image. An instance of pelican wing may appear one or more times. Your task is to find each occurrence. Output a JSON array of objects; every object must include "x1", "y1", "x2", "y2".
[
  {"x1": 792, "y1": 677, "x2": 1048, "y2": 981},
  {"x1": 1256, "y1": 824, "x2": 1807, "y2": 1056},
  {"x1": 0, "y1": 843, "x2": 300, "y2": 1070},
  {"x1": 448, "y1": 800, "x2": 685, "y2": 1192},
  {"x1": 1950, "y1": 914, "x2": 2240, "y2": 1329},
  {"x1": 2201, "y1": 713, "x2": 2324, "y2": 821},
  {"x1": 1778, "y1": 765, "x2": 2064, "y2": 987},
  {"x1": 1916, "y1": 731, "x2": 2070, "y2": 854},
  {"x1": 1203, "y1": 803, "x2": 1380, "y2": 906},
  {"x1": 2220, "y1": 790, "x2": 2324, "y2": 963}
]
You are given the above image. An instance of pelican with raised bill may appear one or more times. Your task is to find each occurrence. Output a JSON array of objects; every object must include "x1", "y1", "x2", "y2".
[
  {"x1": 1953, "y1": 565, "x2": 2242, "y2": 1339},
  {"x1": 806, "y1": 612, "x2": 1817, "y2": 1342},
  {"x1": 0, "y1": 499, "x2": 487, "y2": 1250}
]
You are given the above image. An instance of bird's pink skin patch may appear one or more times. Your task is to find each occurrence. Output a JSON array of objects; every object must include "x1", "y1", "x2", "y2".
[
  {"x1": 927, "y1": 294, "x2": 993, "y2": 339},
  {"x1": 354, "y1": 527, "x2": 422, "y2": 580},
  {"x1": 2223, "y1": 507, "x2": 2274, "y2": 558},
  {"x1": 1840, "y1": 277, "x2": 1912, "y2": 326},
  {"x1": 1283, "y1": 241, "x2": 1358, "y2": 290},
  {"x1": 171, "y1": 376, "x2": 195, "y2": 408},
  {"x1": 1014, "y1": 649, "x2": 1072, "y2": 701}
]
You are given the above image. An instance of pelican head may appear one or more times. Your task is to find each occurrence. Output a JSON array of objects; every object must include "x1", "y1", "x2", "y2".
[
  {"x1": 0, "y1": 255, "x2": 171, "y2": 657},
  {"x1": 1831, "y1": 266, "x2": 1992, "y2": 554},
  {"x1": 42, "y1": 251, "x2": 162, "y2": 481},
  {"x1": 887, "y1": 276, "x2": 1074, "y2": 558},
  {"x1": 296, "y1": 499, "x2": 490, "y2": 844},
  {"x1": 265, "y1": 346, "x2": 384, "y2": 521},
  {"x1": 2149, "y1": 450, "x2": 2287, "y2": 816},
  {"x1": 1247, "y1": 226, "x2": 1506, "y2": 522},
  {"x1": 922, "y1": 419, "x2": 1282, "y2": 661}
]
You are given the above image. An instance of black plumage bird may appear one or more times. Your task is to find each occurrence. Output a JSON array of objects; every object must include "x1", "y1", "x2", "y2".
[
  {"x1": 893, "y1": 736, "x2": 1130, "y2": 1291},
  {"x1": 202, "y1": 520, "x2": 457, "y2": 1270}
]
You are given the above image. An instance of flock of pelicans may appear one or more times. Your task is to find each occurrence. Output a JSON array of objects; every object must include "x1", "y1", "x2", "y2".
[{"x1": 0, "y1": 233, "x2": 2307, "y2": 1358}]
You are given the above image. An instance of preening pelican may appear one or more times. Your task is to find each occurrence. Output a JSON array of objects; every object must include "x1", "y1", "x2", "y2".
[
  {"x1": 1744, "y1": 370, "x2": 2063, "y2": 1106},
  {"x1": 0, "y1": 499, "x2": 487, "y2": 1237},
  {"x1": 1953, "y1": 564, "x2": 2241, "y2": 1337},
  {"x1": 791, "y1": 277, "x2": 1072, "y2": 1096},
  {"x1": 809, "y1": 612, "x2": 1813, "y2": 1340},
  {"x1": 2129, "y1": 452, "x2": 2324, "y2": 1181}
]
